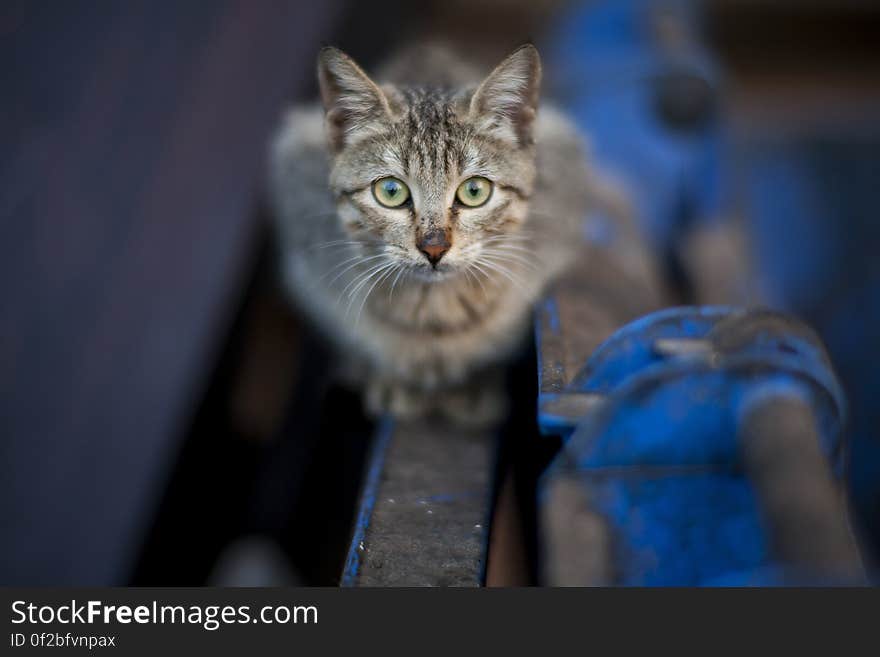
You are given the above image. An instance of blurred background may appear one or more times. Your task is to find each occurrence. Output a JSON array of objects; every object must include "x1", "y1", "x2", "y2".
[{"x1": 1, "y1": 0, "x2": 878, "y2": 585}]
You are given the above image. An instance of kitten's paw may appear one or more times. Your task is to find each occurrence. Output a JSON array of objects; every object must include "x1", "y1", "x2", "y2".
[
  {"x1": 436, "y1": 383, "x2": 507, "y2": 429},
  {"x1": 364, "y1": 379, "x2": 428, "y2": 420}
]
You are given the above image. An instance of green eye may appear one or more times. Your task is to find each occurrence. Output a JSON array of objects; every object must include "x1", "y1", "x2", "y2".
[
  {"x1": 372, "y1": 177, "x2": 410, "y2": 208},
  {"x1": 456, "y1": 177, "x2": 493, "y2": 207}
]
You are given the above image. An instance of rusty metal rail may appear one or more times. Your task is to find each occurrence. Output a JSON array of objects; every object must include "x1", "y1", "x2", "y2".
[{"x1": 341, "y1": 418, "x2": 494, "y2": 586}]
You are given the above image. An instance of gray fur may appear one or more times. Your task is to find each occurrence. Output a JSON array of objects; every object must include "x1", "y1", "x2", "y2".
[{"x1": 269, "y1": 45, "x2": 595, "y2": 422}]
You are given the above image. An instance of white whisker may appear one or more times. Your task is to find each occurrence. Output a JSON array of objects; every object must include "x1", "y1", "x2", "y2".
[
  {"x1": 345, "y1": 261, "x2": 396, "y2": 319},
  {"x1": 469, "y1": 261, "x2": 495, "y2": 287},
  {"x1": 341, "y1": 259, "x2": 392, "y2": 300},
  {"x1": 481, "y1": 242, "x2": 536, "y2": 255},
  {"x1": 324, "y1": 253, "x2": 387, "y2": 287},
  {"x1": 482, "y1": 234, "x2": 533, "y2": 244},
  {"x1": 480, "y1": 244, "x2": 539, "y2": 259},
  {"x1": 480, "y1": 250, "x2": 540, "y2": 272},
  {"x1": 388, "y1": 264, "x2": 408, "y2": 300},
  {"x1": 354, "y1": 263, "x2": 399, "y2": 327},
  {"x1": 335, "y1": 263, "x2": 384, "y2": 306},
  {"x1": 475, "y1": 258, "x2": 528, "y2": 291},
  {"x1": 463, "y1": 265, "x2": 488, "y2": 298},
  {"x1": 319, "y1": 254, "x2": 365, "y2": 279},
  {"x1": 308, "y1": 239, "x2": 362, "y2": 251}
]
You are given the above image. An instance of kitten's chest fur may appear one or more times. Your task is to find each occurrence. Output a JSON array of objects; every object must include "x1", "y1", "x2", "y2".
[{"x1": 283, "y1": 215, "x2": 536, "y2": 385}]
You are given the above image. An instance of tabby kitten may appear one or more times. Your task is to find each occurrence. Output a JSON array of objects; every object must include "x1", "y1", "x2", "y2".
[{"x1": 269, "y1": 44, "x2": 591, "y2": 423}]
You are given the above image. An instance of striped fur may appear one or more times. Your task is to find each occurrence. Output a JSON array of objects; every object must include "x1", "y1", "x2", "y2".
[{"x1": 269, "y1": 45, "x2": 592, "y2": 422}]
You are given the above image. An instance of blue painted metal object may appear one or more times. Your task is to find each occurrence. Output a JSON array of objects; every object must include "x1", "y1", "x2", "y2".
[
  {"x1": 539, "y1": 306, "x2": 845, "y2": 447},
  {"x1": 537, "y1": 0, "x2": 879, "y2": 577},
  {"x1": 539, "y1": 306, "x2": 858, "y2": 585},
  {"x1": 740, "y1": 136, "x2": 880, "y2": 558},
  {"x1": 545, "y1": 0, "x2": 723, "y2": 250},
  {"x1": 543, "y1": 0, "x2": 880, "y2": 561}
]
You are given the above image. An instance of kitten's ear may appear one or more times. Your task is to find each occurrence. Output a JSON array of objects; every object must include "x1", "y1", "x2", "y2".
[
  {"x1": 470, "y1": 44, "x2": 542, "y2": 146},
  {"x1": 317, "y1": 47, "x2": 391, "y2": 152}
]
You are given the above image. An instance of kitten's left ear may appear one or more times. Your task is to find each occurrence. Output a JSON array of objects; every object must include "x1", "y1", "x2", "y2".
[{"x1": 469, "y1": 44, "x2": 542, "y2": 147}]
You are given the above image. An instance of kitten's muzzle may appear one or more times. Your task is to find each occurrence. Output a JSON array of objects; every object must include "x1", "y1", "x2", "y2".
[{"x1": 417, "y1": 229, "x2": 451, "y2": 267}]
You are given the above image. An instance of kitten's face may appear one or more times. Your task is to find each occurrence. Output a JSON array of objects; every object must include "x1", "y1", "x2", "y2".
[{"x1": 318, "y1": 46, "x2": 541, "y2": 281}]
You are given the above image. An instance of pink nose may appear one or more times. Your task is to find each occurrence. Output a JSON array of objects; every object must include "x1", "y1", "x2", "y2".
[{"x1": 417, "y1": 231, "x2": 451, "y2": 266}]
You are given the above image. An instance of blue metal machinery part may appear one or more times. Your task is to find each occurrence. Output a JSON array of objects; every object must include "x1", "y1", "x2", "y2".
[
  {"x1": 540, "y1": 306, "x2": 845, "y2": 448},
  {"x1": 741, "y1": 136, "x2": 880, "y2": 559},
  {"x1": 544, "y1": 0, "x2": 723, "y2": 251},
  {"x1": 546, "y1": 0, "x2": 880, "y2": 558},
  {"x1": 536, "y1": 1, "x2": 727, "y2": 438},
  {"x1": 538, "y1": 306, "x2": 863, "y2": 585}
]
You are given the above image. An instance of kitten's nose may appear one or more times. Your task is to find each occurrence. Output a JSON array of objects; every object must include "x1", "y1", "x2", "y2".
[{"x1": 417, "y1": 230, "x2": 451, "y2": 267}]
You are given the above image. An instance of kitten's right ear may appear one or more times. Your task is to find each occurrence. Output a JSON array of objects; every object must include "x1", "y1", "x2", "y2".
[
  {"x1": 317, "y1": 47, "x2": 391, "y2": 152},
  {"x1": 470, "y1": 44, "x2": 542, "y2": 147}
]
